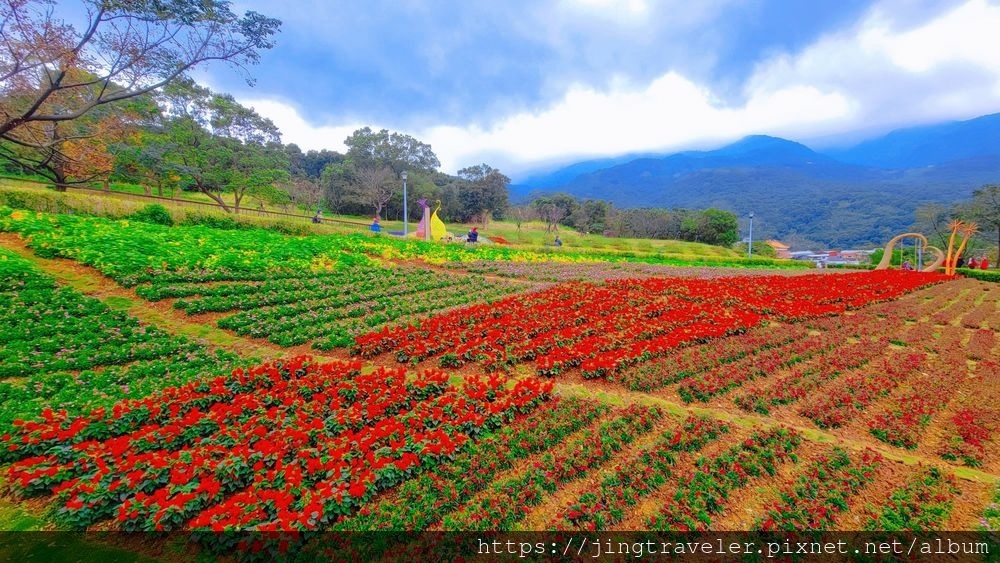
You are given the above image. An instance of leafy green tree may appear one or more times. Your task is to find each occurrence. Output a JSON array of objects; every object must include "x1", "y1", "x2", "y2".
[
  {"x1": 319, "y1": 160, "x2": 354, "y2": 215},
  {"x1": 0, "y1": 0, "x2": 280, "y2": 183},
  {"x1": 569, "y1": 199, "x2": 612, "y2": 234},
  {"x1": 681, "y1": 208, "x2": 738, "y2": 246},
  {"x1": 155, "y1": 79, "x2": 288, "y2": 213},
  {"x1": 456, "y1": 163, "x2": 510, "y2": 223},
  {"x1": 112, "y1": 130, "x2": 177, "y2": 197},
  {"x1": 968, "y1": 185, "x2": 1000, "y2": 263},
  {"x1": 343, "y1": 127, "x2": 440, "y2": 176}
]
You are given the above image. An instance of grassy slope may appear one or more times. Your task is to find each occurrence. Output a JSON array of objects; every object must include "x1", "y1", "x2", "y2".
[{"x1": 0, "y1": 178, "x2": 743, "y2": 260}]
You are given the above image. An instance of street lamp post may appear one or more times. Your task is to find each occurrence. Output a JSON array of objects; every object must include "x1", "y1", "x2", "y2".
[
  {"x1": 748, "y1": 212, "x2": 754, "y2": 258},
  {"x1": 401, "y1": 171, "x2": 408, "y2": 237}
]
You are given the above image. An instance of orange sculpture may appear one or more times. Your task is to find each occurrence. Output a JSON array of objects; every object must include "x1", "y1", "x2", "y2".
[{"x1": 944, "y1": 221, "x2": 979, "y2": 275}]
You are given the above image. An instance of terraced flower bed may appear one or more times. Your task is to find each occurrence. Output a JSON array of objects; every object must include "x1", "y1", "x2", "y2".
[
  {"x1": 137, "y1": 266, "x2": 526, "y2": 349},
  {"x1": 0, "y1": 249, "x2": 245, "y2": 429}
]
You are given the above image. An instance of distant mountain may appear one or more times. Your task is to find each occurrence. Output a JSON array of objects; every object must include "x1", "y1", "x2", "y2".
[
  {"x1": 512, "y1": 118, "x2": 1000, "y2": 249},
  {"x1": 514, "y1": 153, "x2": 644, "y2": 191},
  {"x1": 825, "y1": 112, "x2": 1000, "y2": 169}
]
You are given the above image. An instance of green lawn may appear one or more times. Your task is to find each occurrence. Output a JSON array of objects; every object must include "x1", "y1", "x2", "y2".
[{"x1": 1, "y1": 176, "x2": 759, "y2": 262}]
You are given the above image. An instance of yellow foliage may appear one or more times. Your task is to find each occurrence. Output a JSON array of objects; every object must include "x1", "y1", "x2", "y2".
[{"x1": 309, "y1": 255, "x2": 339, "y2": 272}]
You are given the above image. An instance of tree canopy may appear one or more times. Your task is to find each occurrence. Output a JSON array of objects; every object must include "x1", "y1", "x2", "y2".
[
  {"x1": 968, "y1": 185, "x2": 1000, "y2": 258},
  {"x1": 0, "y1": 0, "x2": 280, "y2": 184},
  {"x1": 343, "y1": 127, "x2": 440, "y2": 176}
]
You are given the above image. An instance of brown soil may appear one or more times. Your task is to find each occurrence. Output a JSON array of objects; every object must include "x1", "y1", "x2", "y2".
[{"x1": 610, "y1": 425, "x2": 755, "y2": 531}]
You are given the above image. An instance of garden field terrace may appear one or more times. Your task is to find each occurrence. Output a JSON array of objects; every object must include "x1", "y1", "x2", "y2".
[{"x1": 0, "y1": 205, "x2": 997, "y2": 560}]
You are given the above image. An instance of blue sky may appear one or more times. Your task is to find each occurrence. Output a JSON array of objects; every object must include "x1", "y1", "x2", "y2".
[{"x1": 194, "y1": 0, "x2": 1000, "y2": 177}]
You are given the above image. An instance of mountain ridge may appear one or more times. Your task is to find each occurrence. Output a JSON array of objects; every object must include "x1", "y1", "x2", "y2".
[{"x1": 510, "y1": 113, "x2": 1000, "y2": 248}]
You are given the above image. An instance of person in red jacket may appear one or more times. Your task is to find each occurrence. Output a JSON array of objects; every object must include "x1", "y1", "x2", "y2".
[{"x1": 981, "y1": 256, "x2": 990, "y2": 270}]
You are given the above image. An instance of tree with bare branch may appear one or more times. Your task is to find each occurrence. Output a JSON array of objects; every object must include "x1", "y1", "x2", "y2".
[
  {"x1": 350, "y1": 164, "x2": 395, "y2": 220},
  {"x1": 0, "y1": 0, "x2": 280, "y2": 185}
]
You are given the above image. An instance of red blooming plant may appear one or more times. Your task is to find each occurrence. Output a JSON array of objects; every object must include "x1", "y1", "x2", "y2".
[
  {"x1": 553, "y1": 415, "x2": 729, "y2": 531},
  {"x1": 4, "y1": 356, "x2": 553, "y2": 535},
  {"x1": 735, "y1": 337, "x2": 892, "y2": 415},
  {"x1": 647, "y1": 426, "x2": 802, "y2": 532},
  {"x1": 862, "y1": 467, "x2": 961, "y2": 531},
  {"x1": 754, "y1": 448, "x2": 883, "y2": 531},
  {"x1": 798, "y1": 352, "x2": 926, "y2": 429},
  {"x1": 440, "y1": 404, "x2": 664, "y2": 531},
  {"x1": 335, "y1": 397, "x2": 610, "y2": 533},
  {"x1": 869, "y1": 366, "x2": 957, "y2": 449},
  {"x1": 939, "y1": 409, "x2": 993, "y2": 467},
  {"x1": 351, "y1": 271, "x2": 946, "y2": 381}
]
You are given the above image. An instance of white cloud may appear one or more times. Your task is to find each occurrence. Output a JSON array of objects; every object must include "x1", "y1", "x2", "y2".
[
  {"x1": 746, "y1": 0, "x2": 1000, "y2": 131},
  {"x1": 238, "y1": 98, "x2": 363, "y2": 153},
  {"x1": 423, "y1": 75, "x2": 850, "y2": 172},
  {"x1": 879, "y1": 0, "x2": 1000, "y2": 73},
  {"x1": 239, "y1": 0, "x2": 1000, "y2": 175},
  {"x1": 241, "y1": 75, "x2": 850, "y2": 174}
]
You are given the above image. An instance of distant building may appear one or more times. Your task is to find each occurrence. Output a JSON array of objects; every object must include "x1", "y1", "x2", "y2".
[{"x1": 765, "y1": 240, "x2": 791, "y2": 259}]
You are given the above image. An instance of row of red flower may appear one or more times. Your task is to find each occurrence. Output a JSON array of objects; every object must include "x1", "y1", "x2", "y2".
[
  {"x1": 798, "y1": 351, "x2": 926, "y2": 429},
  {"x1": 735, "y1": 337, "x2": 891, "y2": 415},
  {"x1": 440, "y1": 404, "x2": 664, "y2": 531},
  {"x1": 755, "y1": 448, "x2": 883, "y2": 531},
  {"x1": 352, "y1": 271, "x2": 945, "y2": 379},
  {"x1": 863, "y1": 467, "x2": 960, "y2": 531},
  {"x1": 4, "y1": 356, "x2": 553, "y2": 532},
  {"x1": 613, "y1": 323, "x2": 811, "y2": 391},
  {"x1": 334, "y1": 396, "x2": 609, "y2": 531},
  {"x1": 869, "y1": 366, "x2": 956, "y2": 449},
  {"x1": 646, "y1": 427, "x2": 802, "y2": 531},
  {"x1": 553, "y1": 416, "x2": 729, "y2": 531},
  {"x1": 674, "y1": 321, "x2": 887, "y2": 403}
]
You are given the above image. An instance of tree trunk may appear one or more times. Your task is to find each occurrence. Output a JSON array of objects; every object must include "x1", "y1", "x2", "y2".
[
  {"x1": 53, "y1": 169, "x2": 68, "y2": 192},
  {"x1": 197, "y1": 184, "x2": 232, "y2": 213}
]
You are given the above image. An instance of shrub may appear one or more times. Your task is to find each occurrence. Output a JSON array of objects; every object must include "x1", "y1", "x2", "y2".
[
  {"x1": 129, "y1": 204, "x2": 174, "y2": 226},
  {"x1": 179, "y1": 212, "x2": 246, "y2": 230},
  {"x1": 958, "y1": 268, "x2": 1000, "y2": 283}
]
